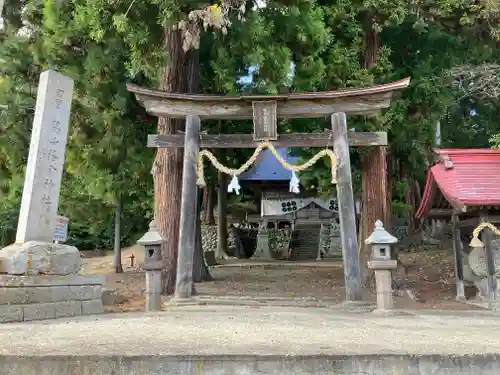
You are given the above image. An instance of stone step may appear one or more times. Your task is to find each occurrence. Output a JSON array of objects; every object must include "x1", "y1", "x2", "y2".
[
  {"x1": 194, "y1": 295, "x2": 326, "y2": 308},
  {"x1": 291, "y1": 226, "x2": 322, "y2": 260}
]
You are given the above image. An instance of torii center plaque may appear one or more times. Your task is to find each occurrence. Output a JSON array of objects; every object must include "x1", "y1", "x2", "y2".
[{"x1": 252, "y1": 100, "x2": 278, "y2": 141}]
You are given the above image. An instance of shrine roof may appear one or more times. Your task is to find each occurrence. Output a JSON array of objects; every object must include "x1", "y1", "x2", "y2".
[
  {"x1": 127, "y1": 77, "x2": 410, "y2": 119},
  {"x1": 415, "y1": 149, "x2": 500, "y2": 219},
  {"x1": 239, "y1": 148, "x2": 299, "y2": 181}
]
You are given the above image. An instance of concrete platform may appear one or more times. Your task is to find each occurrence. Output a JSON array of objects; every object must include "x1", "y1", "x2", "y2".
[
  {"x1": 0, "y1": 275, "x2": 104, "y2": 322},
  {"x1": 1, "y1": 305, "x2": 500, "y2": 374}
]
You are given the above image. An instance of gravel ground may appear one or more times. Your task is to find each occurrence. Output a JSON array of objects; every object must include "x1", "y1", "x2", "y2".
[
  {"x1": 0, "y1": 305, "x2": 499, "y2": 356},
  {"x1": 82, "y1": 247, "x2": 483, "y2": 312}
]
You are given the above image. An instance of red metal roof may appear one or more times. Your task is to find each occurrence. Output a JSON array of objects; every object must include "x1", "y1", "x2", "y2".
[{"x1": 415, "y1": 149, "x2": 500, "y2": 219}]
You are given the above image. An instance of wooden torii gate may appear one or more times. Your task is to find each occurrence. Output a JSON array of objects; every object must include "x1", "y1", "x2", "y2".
[{"x1": 127, "y1": 77, "x2": 410, "y2": 302}]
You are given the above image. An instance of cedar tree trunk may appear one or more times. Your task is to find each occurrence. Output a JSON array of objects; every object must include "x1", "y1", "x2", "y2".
[
  {"x1": 206, "y1": 184, "x2": 216, "y2": 225},
  {"x1": 193, "y1": 188, "x2": 213, "y2": 282},
  {"x1": 359, "y1": 28, "x2": 392, "y2": 284},
  {"x1": 154, "y1": 28, "x2": 201, "y2": 294}
]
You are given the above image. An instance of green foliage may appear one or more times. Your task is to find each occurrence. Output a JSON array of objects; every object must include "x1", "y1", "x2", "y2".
[
  {"x1": 0, "y1": 175, "x2": 24, "y2": 245},
  {"x1": 392, "y1": 180, "x2": 410, "y2": 218}
]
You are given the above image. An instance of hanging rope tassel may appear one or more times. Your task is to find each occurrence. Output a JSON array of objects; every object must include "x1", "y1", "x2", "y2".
[
  {"x1": 470, "y1": 222, "x2": 500, "y2": 248},
  {"x1": 289, "y1": 171, "x2": 300, "y2": 194},
  {"x1": 196, "y1": 173, "x2": 206, "y2": 188},
  {"x1": 196, "y1": 142, "x2": 338, "y2": 192},
  {"x1": 196, "y1": 156, "x2": 207, "y2": 187},
  {"x1": 228, "y1": 175, "x2": 241, "y2": 195}
]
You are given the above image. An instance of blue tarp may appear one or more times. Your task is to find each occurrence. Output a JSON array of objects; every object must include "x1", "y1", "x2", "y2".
[{"x1": 239, "y1": 148, "x2": 299, "y2": 181}]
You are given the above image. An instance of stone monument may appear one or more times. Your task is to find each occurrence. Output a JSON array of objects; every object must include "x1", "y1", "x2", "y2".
[
  {"x1": 0, "y1": 70, "x2": 104, "y2": 323},
  {"x1": 0, "y1": 70, "x2": 81, "y2": 275}
]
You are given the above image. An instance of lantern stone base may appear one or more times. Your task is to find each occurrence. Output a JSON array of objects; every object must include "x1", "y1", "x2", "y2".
[
  {"x1": 368, "y1": 260, "x2": 397, "y2": 311},
  {"x1": 0, "y1": 275, "x2": 104, "y2": 323},
  {"x1": 145, "y1": 270, "x2": 162, "y2": 311}
]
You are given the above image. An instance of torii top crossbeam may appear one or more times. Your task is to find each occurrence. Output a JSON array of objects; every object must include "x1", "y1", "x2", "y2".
[{"x1": 127, "y1": 77, "x2": 410, "y2": 120}]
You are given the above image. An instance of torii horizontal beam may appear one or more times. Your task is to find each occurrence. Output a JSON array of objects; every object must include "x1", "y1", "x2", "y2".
[
  {"x1": 148, "y1": 130, "x2": 387, "y2": 148},
  {"x1": 127, "y1": 77, "x2": 410, "y2": 119}
]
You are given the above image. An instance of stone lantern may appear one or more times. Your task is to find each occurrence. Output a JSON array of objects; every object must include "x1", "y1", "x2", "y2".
[
  {"x1": 365, "y1": 220, "x2": 398, "y2": 311},
  {"x1": 137, "y1": 220, "x2": 165, "y2": 312}
]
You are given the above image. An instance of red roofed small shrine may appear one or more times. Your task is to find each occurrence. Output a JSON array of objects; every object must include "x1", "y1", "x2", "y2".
[
  {"x1": 416, "y1": 148, "x2": 500, "y2": 306},
  {"x1": 416, "y1": 149, "x2": 500, "y2": 218}
]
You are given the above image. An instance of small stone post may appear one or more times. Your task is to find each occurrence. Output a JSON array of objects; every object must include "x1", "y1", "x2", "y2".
[
  {"x1": 253, "y1": 219, "x2": 273, "y2": 259},
  {"x1": 138, "y1": 220, "x2": 165, "y2": 312},
  {"x1": 365, "y1": 220, "x2": 398, "y2": 311}
]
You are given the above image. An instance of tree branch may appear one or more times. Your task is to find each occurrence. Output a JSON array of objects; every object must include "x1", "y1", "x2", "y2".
[
  {"x1": 178, "y1": 0, "x2": 250, "y2": 51},
  {"x1": 448, "y1": 64, "x2": 500, "y2": 100}
]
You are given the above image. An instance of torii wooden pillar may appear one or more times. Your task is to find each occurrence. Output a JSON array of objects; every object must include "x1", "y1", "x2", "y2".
[{"x1": 128, "y1": 77, "x2": 410, "y2": 302}]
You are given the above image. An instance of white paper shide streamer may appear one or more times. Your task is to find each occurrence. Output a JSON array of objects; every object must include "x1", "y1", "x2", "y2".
[
  {"x1": 289, "y1": 171, "x2": 300, "y2": 194},
  {"x1": 228, "y1": 175, "x2": 241, "y2": 195}
]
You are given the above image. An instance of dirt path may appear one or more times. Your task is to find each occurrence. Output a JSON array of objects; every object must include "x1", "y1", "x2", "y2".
[{"x1": 82, "y1": 247, "x2": 483, "y2": 313}]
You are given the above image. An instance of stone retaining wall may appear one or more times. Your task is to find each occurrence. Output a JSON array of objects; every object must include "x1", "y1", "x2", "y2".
[
  {"x1": 202, "y1": 224, "x2": 342, "y2": 258},
  {"x1": 0, "y1": 275, "x2": 104, "y2": 323},
  {"x1": 202, "y1": 222, "x2": 411, "y2": 258},
  {"x1": 201, "y1": 225, "x2": 237, "y2": 253}
]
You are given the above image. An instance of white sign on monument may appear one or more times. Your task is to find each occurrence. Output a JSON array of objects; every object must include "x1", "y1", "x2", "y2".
[
  {"x1": 53, "y1": 215, "x2": 69, "y2": 243},
  {"x1": 15, "y1": 70, "x2": 74, "y2": 244}
]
